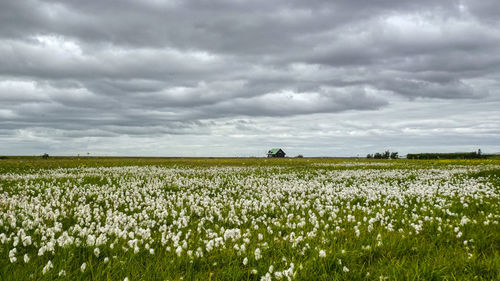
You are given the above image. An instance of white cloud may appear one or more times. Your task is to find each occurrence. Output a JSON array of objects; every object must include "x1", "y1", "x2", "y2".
[{"x1": 0, "y1": 0, "x2": 499, "y2": 155}]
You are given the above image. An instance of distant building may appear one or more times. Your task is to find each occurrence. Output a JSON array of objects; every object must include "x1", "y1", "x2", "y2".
[{"x1": 267, "y1": 148, "x2": 286, "y2": 158}]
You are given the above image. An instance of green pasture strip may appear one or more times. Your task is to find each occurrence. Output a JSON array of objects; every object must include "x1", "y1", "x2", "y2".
[{"x1": 0, "y1": 158, "x2": 499, "y2": 280}]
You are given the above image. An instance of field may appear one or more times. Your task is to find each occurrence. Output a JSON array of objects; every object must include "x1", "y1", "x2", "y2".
[{"x1": 0, "y1": 157, "x2": 499, "y2": 280}]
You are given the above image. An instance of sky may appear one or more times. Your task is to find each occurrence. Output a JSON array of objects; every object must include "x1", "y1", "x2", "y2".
[{"x1": 0, "y1": 0, "x2": 499, "y2": 157}]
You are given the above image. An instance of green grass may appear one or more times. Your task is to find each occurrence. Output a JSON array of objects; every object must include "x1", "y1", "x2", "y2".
[{"x1": 0, "y1": 157, "x2": 499, "y2": 280}]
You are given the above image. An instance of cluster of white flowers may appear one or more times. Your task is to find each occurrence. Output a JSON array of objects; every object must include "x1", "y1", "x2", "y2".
[
  {"x1": 0, "y1": 163, "x2": 499, "y2": 277},
  {"x1": 273, "y1": 262, "x2": 295, "y2": 280},
  {"x1": 313, "y1": 162, "x2": 395, "y2": 167}
]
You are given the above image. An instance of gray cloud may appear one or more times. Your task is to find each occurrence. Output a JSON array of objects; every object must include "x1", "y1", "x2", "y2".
[{"x1": 0, "y1": 0, "x2": 499, "y2": 156}]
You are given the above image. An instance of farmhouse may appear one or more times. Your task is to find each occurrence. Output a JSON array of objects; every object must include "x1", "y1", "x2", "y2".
[{"x1": 267, "y1": 148, "x2": 286, "y2": 158}]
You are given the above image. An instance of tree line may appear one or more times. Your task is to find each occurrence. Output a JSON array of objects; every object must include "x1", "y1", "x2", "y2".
[
  {"x1": 407, "y1": 150, "x2": 484, "y2": 160},
  {"x1": 366, "y1": 150, "x2": 398, "y2": 159}
]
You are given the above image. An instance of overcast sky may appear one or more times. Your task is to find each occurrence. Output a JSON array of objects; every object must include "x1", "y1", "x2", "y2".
[{"x1": 1, "y1": 0, "x2": 499, "y2": 157}]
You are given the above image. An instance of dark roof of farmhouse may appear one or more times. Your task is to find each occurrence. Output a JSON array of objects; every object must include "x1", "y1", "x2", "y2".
[{"x1": 268, "y1": 148, "x2": 283, "y2": 154}]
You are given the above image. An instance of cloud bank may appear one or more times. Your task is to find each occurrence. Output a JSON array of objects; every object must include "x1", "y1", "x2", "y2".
[{"x1": 0, "y1": 0, "x2": 499, "y2": 156}]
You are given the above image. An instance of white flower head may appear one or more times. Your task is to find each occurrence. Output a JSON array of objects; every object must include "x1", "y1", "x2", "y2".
[
  {"x1": 254, "y1": 248, "x2": 262, "y2": 260},
  {"x1": 176, "y1": 246, "x2": 183, "y2": 257},
  {"x1": 42, "y1": 260, "x2": 53, "y2": 274},
  {"x1": 8, "y1": 248, "x2": 17, "y2": 263},
  {"x1": 81, "y1": 262, "x2": 87, "y2": 272},
  {"x1": 319, "y1": 249, "x2": 326, "y2": 258}
]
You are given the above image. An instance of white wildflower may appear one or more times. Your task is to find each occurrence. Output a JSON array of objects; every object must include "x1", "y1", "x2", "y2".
[
  {"x1": 176, "y1": 246, "x2": 182, "y2": 257},
  {"x1": 254, "y1": 248, "x2": 262, "y2": 260},
  {"x1": 9, "y1": 248, "x2": 17, "y2": 263},
  {"x1": 42, "y1": 260, "x2": 53, "y2": 274},
  {"x1": 260, "y1": 272, "x2": 272, "y2": 281},
  {"x1": 319, "y1": 249, "x2": 326, "y2": 258}
]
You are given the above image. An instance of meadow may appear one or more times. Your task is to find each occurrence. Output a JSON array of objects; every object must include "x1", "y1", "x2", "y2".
[{"x1": 0, "y1": 157, "x2": 499, "y2": 280}]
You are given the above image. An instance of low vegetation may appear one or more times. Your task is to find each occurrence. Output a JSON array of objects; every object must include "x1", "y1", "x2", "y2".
[
  {"x1": 407, "y1": 151, "x2": 485, "y2": 160},
  {"x1": 0, "y1": 157, "x2": 499, "y2": 280}
]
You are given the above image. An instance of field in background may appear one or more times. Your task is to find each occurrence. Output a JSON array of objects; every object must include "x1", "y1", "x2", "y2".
[{"x1": 0, "y1": 157, "x2": 499, "y2": 280}]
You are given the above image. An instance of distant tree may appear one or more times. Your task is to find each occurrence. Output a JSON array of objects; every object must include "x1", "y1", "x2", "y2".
[
  {"x1": 374, "y1": 152, "x2": 382, "y2": 159},
  {"x1": 42, "y1": 153, "x2": 49, "y2": 159},
  {"x1": 478, "y1": 149, "x2": 482, "y2": 156},
  {"x1": 366, "y1": 154, "x2": 373, "y2": 159},
  {"x1": 390, "y1": 152, "x2": 399, "y2": 159},
  {"x1": 383, "y1": 150, "x2": 390, "y2": 159},
  {"x1": 296, "y1": 154, "x2": 304, "y2": 158}
]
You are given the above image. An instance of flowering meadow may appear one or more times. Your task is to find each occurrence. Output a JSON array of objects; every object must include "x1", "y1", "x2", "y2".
[{"x1": 0, "y1": 158, "x2": 499, "y2": 280}]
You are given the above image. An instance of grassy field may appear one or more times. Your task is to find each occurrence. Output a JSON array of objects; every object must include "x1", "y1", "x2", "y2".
[{"x1": 0, "y1": 157, "x2": 499, "y2": 280}]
